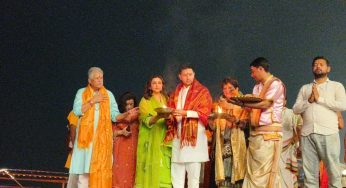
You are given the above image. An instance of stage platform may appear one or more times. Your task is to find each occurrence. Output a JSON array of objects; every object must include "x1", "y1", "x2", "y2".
[{"x1": 0, "y1": 169, "x2": 68, "y2": 188}]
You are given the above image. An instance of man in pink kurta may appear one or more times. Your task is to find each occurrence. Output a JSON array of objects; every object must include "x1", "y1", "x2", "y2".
[
  {"x1": 230, "y1": 57, "x2": 285, "y2": 188},
  {"x1": 252, "y1": 80, "x2": 285, "y2": 127}
]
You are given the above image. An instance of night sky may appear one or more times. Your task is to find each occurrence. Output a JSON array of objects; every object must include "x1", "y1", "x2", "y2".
[{"x1": 1, "y1": 0, "x2": 346, "y2": 175}]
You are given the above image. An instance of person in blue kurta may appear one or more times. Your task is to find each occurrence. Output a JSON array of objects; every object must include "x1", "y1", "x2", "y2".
[
  {"x1": 69, "y1": 87, "x2": 118, "y2": 175},
  {"x1": 67, "y1": 67, "x2": 133, "y2": 188}
]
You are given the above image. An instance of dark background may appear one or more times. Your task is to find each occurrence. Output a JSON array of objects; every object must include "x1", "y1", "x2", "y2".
[{"x1": 1, "y1": 0, "x2": 346, "y2": 177}]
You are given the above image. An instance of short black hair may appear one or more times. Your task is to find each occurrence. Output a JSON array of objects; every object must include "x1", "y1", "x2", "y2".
[
  {"x1": 117, "y1": 92, "x2": 137, "y2": 113},
  {"x1": 250, "y1": 57, "x2": 269, "y2": 72},
  {"x1": 312, "y1": 56, "x2": 330, "y2": 66},
  {"x1": 178, "y1": 64, "x2": 194, "y2": 74},
  {"x1": 221, "y1": 77, "x2": 239, "y2": 89}
]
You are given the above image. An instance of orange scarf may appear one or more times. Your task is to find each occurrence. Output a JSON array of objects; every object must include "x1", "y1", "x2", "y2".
[
  {"x1": 79, "y1": 85, "x2": 113, "y2": 188},
  {"x1": 250, "y1": 76, "x2": 285, "y2": 126},
  {"x1": 65, "y1": 111, "x2": 79, "y2": 169},
  {"x1": 165, "y1": 80, "x2": 212, "y2": 147},
  {"x1": 67, "y1": 111, "x2": 79, "y2": 127}
]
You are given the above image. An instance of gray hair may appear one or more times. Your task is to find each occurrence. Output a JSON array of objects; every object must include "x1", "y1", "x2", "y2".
[{"x1": 88, "y1": 67, "x2": 104, "y2": 79}]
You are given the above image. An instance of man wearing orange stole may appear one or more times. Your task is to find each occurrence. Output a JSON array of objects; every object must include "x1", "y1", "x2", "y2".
[
  {"x1": 68, "y1": 67, "x2": 129, "y2": 188},
  {"x1": 165, "y1": 64, "x2": 213, "y2": 188},
  {"x1": 230, "y1": 57, "x2": 285, "y2": 188}
]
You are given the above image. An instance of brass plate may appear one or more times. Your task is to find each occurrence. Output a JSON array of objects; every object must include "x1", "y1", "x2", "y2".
[
  {"x1": 154, "y1": 107, "x2": 173, "y2": 114},
  {"x1": 230, "y1": 96, "x2": 262, "y2": 103}
]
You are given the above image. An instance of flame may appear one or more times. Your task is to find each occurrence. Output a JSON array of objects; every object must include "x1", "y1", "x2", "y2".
[
  {"x1": 162, "y1": 105, "x2": 167, "y2": 108},
  {"x1": 217, "y1": 106, "x2": 222, "y2": 113}
]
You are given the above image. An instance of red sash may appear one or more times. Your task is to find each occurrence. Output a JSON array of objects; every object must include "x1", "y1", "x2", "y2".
[{"x1": 165, "y1": 80, "x2": 212, "y2": 147}]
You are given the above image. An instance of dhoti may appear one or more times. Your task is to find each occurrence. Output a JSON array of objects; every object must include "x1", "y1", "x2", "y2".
[{"x1": 242, "y1": 134, "x2": 282, "y2": 188}]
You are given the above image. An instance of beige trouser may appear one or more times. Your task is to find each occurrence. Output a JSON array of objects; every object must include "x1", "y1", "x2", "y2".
[{"x1": 301, "y1": 133, "x2": 342, "y2": 188}]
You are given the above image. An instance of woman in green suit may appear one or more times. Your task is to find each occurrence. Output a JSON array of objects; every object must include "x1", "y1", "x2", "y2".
[{"x1": 135, "y1": 75, "x2": 172, "y2": 188}]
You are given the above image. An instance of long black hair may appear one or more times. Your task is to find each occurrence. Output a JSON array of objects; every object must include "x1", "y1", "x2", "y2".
[{"x1": 143, "y1": 75, "x2": 168, "y2": 100}]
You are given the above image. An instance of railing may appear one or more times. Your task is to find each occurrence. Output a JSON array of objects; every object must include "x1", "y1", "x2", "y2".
[{"x1": 0, "y1": 169, "x2": 68, "y2": 188}]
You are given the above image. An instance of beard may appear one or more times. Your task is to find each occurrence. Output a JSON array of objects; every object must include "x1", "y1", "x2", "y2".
[{"x1": 313, "y1": 71, "x2": 328, "y2": 79}]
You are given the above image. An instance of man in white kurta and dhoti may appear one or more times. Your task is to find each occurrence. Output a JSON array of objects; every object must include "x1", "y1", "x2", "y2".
[{"x1": 165, "y1": 65, "x2": 213, "y2": 188}]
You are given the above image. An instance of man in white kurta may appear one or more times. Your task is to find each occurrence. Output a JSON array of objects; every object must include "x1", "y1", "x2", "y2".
[{"x1": 166, "y1": 65, "x2": 212, "y2": 188}]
